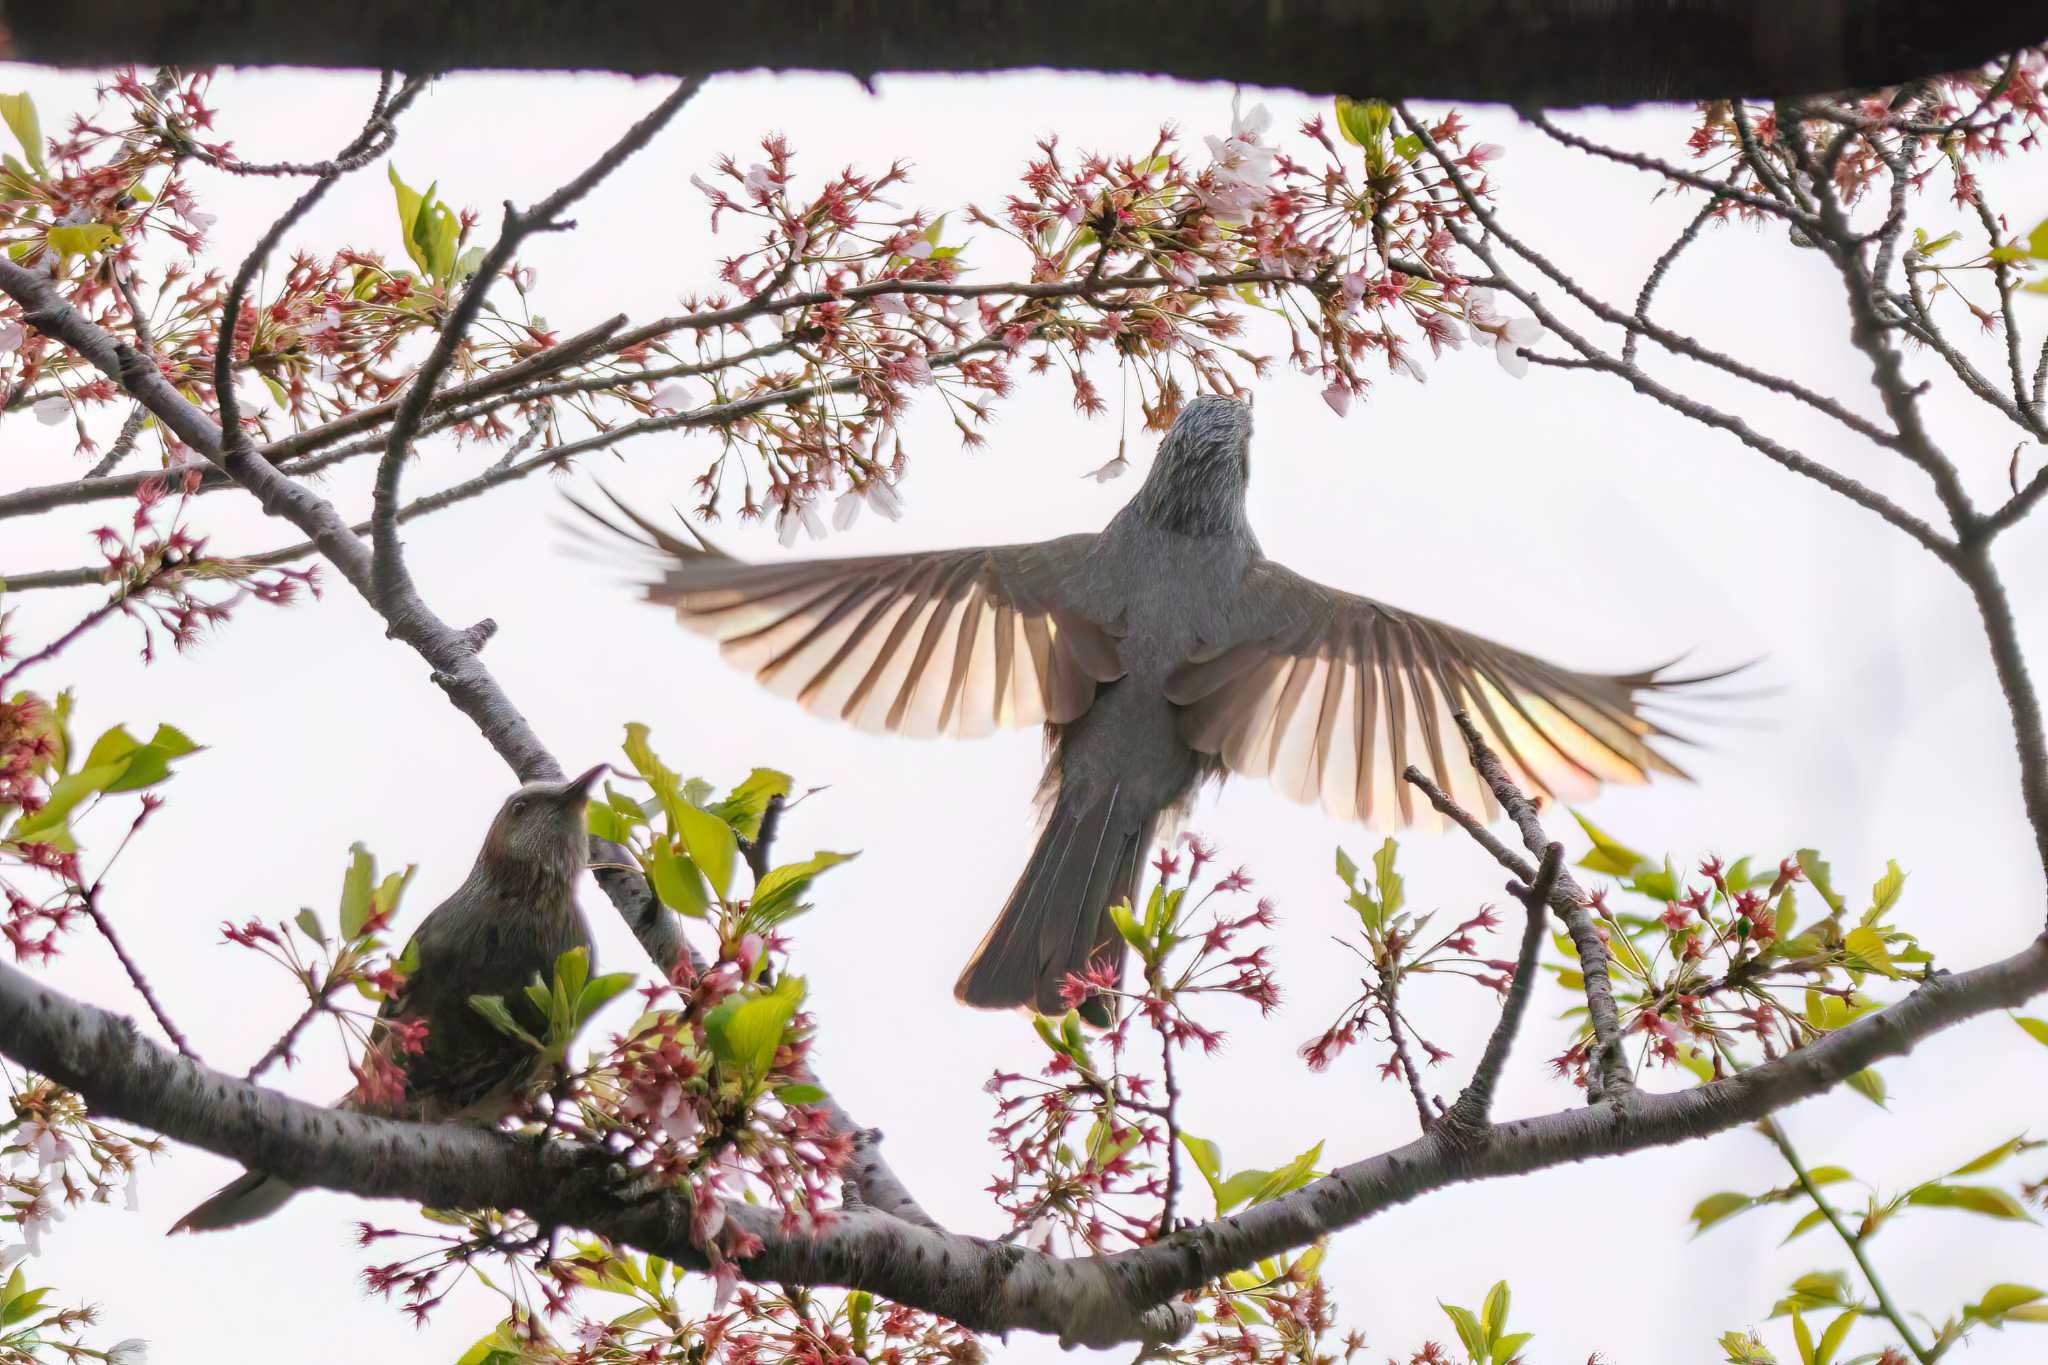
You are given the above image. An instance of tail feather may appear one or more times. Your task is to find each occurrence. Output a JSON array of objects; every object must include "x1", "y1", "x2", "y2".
[
  {"x1": 168, "y1": 1168, "x2": 299, "y2": 1234},
  {"x1": 956, "y1": 786, "x2": 1155, "y2": 1016}
]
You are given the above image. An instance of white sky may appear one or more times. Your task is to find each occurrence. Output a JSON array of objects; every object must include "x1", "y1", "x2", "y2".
[{"x1": 4, "y1": 63, "x2": 2046, "y2": 1365}]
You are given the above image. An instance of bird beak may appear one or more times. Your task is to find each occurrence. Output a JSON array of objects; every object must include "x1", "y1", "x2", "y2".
[{"x1": 561, "y1": 764, "x2": 609, "y2": 800}]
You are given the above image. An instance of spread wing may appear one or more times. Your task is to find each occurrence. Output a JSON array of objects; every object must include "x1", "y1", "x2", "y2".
[
  {"x1": 1167, "y1": 558, "x2": 1704, "y2": 829},
  {"x1": 573, "y1": 489, "x2": 1122, "y2": 739}
]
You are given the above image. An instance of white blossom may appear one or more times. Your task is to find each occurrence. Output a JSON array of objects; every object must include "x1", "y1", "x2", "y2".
[
  {"x1": 1321, "y1": 381, "x2": 1352, "y2": 418},
  {"x1": 0, "y1": 1245, "x2": 25, "y2": 1274},
  {"x1": 864, "y1": 480, "x2": 904, "y2": 522},
  {"x1": 0, "y1": 320, "x2": 23, "y2": 352},
  {"x1": 107, "y1": 1340, "x2": 149, "y2": 1365},
  {"x1": 742, "y1": 163, "x2": 775, "y2": 197},
  {"x1": 833, "y1": 488, "x2": 863, "y2": 531},
  {"x1": 124, "y1": 1166, "x2": 141, "y2": 1212},
  {"x1": 1083, "y1": 452, "x2": 1130, "y2": 483},
  {"x1": 649, "y1": 381, "x2": 690, "y2": 412},
  {"x1": 775, "y1": 501, "x2": 827, "y2": 548},
  {"x1": 300, "y1": 306, "x2": 342, "y2": 338},
  {"x1": 32, "y1": 394, "x2": 69, "y2": 425},
  {"x1": 29, "y1": 1121, "x2": 70, "y2": 1172},
  {"x1": 1465, "y1": 289, "x2": 1544, "y2": 379},
  {"x1": 1199, "y1": 95, "x2": 1279, "y2": 225}
]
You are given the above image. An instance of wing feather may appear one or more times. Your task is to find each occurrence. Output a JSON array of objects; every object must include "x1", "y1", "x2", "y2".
[
  {"x1": 1169, "y1": 558, "x2": 1708, "y2": 829},
  {"x1": 571, "y1": 489, "x2": 1120, "y2": 738}
]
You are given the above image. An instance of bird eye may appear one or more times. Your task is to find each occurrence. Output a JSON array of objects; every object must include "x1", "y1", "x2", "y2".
[{"x1": 509, "y1": 797, "x2": 529, "y2": 814}]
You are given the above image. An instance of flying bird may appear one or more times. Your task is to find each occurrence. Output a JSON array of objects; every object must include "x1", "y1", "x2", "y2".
[
  {"x1": 170, "y1": 766, "x2": 604, "y2": 1232},
  {"x1": 578, "y1": 396, "x2": 1705, "y2": 1017}
]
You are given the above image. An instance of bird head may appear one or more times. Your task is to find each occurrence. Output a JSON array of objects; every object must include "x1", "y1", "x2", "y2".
[
  {"x1": 479, "y1": 764, "x2": 607, "y2": 890},
  {"x1": 1134, "y1": 393, "x2": 1254, "y2": 535}
]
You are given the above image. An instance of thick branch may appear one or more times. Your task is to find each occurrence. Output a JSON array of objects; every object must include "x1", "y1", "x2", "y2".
[
  {"x1": 8, "y1": 3, "x2": 2040, "y2": 106},
  {"x1": 8, "y1": 925, "x2": 2041, "y2": 1345}
]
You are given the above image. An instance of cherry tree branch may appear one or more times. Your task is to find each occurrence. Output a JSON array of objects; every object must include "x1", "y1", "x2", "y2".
[
  {"x1": 4, "y1": 917, "x2": 2040, "y2": 1346},
  {"x1": 1403, "y1": 712, "x2": 1634, "y2": 1103},
  {"x1": 1439, "y1": 843, "x2": 1562, "y2": 1141}
]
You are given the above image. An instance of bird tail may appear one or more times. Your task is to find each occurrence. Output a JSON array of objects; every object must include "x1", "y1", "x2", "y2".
[
  {"x1": 955, "y1": 783, "x2": 1154, "y2": 1018},
  {"x1": 168, "y1": 1169, "x2": 299, "y2": 1234}
]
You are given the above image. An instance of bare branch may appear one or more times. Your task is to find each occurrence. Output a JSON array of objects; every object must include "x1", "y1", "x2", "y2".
[{"x1": 1439, "y1": 843, "x2": 1562, "y2": 1141}]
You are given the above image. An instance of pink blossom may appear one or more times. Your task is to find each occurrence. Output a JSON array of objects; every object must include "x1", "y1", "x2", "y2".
[{"x1": 1321, "y1": 381, "x2": 1352, "y2": 417}]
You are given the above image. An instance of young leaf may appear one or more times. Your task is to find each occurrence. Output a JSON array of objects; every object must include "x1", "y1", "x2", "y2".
[
  {"x1": 1571, "y1": 810, "x2": 1647, "y2": 876},
  {"x1": 675, "y1": 802, "x2": 738, "y2": 900},
  {"x1": 750, "y1": 849, "x2": 858, "y2": 924},
  {"x1": 701, "y1": 975, "x2": 805, "y2": 1083},
  {"x1": 0, "y1": 93, "x2": 45, "y2": 175},
  {"x1": 338, "y1": 843, "x2": 376, "y2": 939},
  {"x1": 1440, "y1": 1303, "x2": 1489, "y2": 1364},
  {"x1": 1690, "y1": 1191, "x2": 1756, "y2": 1234},
  {"x1": 1796, "y1": 850, "x2": 1845, "y2": 914},
  {"x1": 2015, "y1": 1015, "x2": 2048, "y2": 1048},
  {"x1": 1905, "y1": 1183, "x2": 2034, "y2": 1221},
  {"x1": 1481, "y1": 1280, "x2": 1511, "y2": 1338},
  {"x1": 710, "y1": 767, "x2": 793, "y2": 840},
  {"x1": 468, "y1": 994, "x2": 541, "y2": 1048}
]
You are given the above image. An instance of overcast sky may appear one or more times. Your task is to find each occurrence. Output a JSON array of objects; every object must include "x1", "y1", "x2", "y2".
[{"x1": 5, "y1": 62, "x2": 2046, "y2": 1365}]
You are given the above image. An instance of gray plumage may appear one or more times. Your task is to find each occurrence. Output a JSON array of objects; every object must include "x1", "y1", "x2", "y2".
[
  {"x1": 169, "y1": 767, "x2": 603, "y2": 1233},
  {"x1": 578, "y1": 395, "x2": 1702, "y2": 1016}
]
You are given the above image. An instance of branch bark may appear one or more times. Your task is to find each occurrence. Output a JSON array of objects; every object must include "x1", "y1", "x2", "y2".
[
  {"x1": 4, "y1": 3, "x2": 2040, "y2": 106},
  {"x1": 6, "y1": 926, "x2": 2040, "y2": 1345}
]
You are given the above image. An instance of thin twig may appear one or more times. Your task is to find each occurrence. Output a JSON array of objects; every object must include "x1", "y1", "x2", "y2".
[
  {"x1": 1763, "y1": 1118, "x2": 1933, "y2": 1363},
  {"x1": 78, "y1": 883, "x2": 194, "y2": 1058},
  {"x1": 1380, "y1": 966, "x2": 1435, "y2": 1134},
  {"x1": 1440, "y1": 843, "x2": 1562, "y2": 1141}
]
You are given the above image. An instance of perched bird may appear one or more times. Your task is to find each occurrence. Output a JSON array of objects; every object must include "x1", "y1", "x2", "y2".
[
  {"x1": 170, "y1": 766, "x2": 605, "y2": 1233},
  {"x1": 579, "y1": 395, "x2": 1704, "y2": 1016}
]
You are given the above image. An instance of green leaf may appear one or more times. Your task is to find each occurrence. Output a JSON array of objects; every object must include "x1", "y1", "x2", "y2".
[
  {"x1": 574, "y1": 970, "x2": 638, "y2": 1030},
  {"x1": 1951, "y1": 1135, "x2": 2030, "y2": 1176},
  {"x1": 7, "y1": 760, "x2": 125, "y2": 840},
  {"x1": 1844, "y1": 926, "x2": 1899, "y2": 979},
  {"x1": 1718, "y1": 1329, "x2": 1777, "y2": 1363},
  {"x1": 0, "y1": 93, "x2": 45, "y2": 175},
  {"x1": 586, "y1": 798, "x2": 635, "y2": 845},
  {"x1": 702, "y1": 975, "x2": 805, "y2": 1083},
  {"x1": 293, "y1": 907, "x2": 325, "y2": 943},
  {"x1": 1571, "y1": 810, "x2": 1647, "y2": 876},
  {"x1": 1180, "y1": 1132, "x2": 1225, "y2": 1185},
  {"x1": 773, "y1": 1082, "x2": 827, "y2": 1106},
  {"x1": 1440, "y1": 1303, "x2": 1489, "y2": 1364},
  {"x1": 710, "y1": 767, "x2": 792, "y2": 840},
  {"x1": 2016, "y1": 1015, "x2": 2048, "y2": 1048},
  {"x1": 1815, "y1": 1309, "x2": 1855, "y2": 1365},
  {"x1": 1781, "y1": 1207, "x2": 1830, "y2": 1244},
  {"x1": 1791, "y1": 1311, "x2": 1816, "y2": 1365},
  {"x1": 649, "y1": 841, "x2": 710, "y2": 918},
  {"x1": 2028, "y1": 216, "x2": 2048, "y2": 260},
  {"x1": 338, "y1": 843, "x2": 376, "y2": 939},
  {"x1": 1492, "y1": 1331, "x2": 1532, "y2": 1364},
  {"x1": 1970, "y1": 1284, "x2": 2045, "y2": 1324},
  {"x1": 1905, "y1": 1183, "x2": 2034, "y2": 1220},
  {"x1": 1334, "y1": 96, "x2": 1391, "y2": 148},
  {"x1": 1797, "y1": 850, "x2": 1844, "y2": 914},
  {"x1": 1334, "y1": 847, "x2": 1359, "y2": 888},
  {"x1": 467, "y1": 993, "x2": 541, "y2": 1048},
  {"x1": 1393, "y1": 133, "x2": 1424, "y2": 161},
  {"x1": 1481, "y1": 1280, "x2": 1511, "y2": 1337},
  {"x1": 1690, "y1": 1191, "x2": 1756, "y2": 1234},
  {"x1": 1372, "y1": 838, "x2": 1403, "y2": 918},
  {"x1": 1845, "y1": 1067, "x2": 1886, "y2": 1108},
  {"x1": 1865, "y1": 861, "x2": 1906, "y2": 920},
  {"x1": 750, "y1": 849, "x2": 857, "y2": 924},
  {"x1": 675, "y1": 802, "x2": 738, "y2": 900}
]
